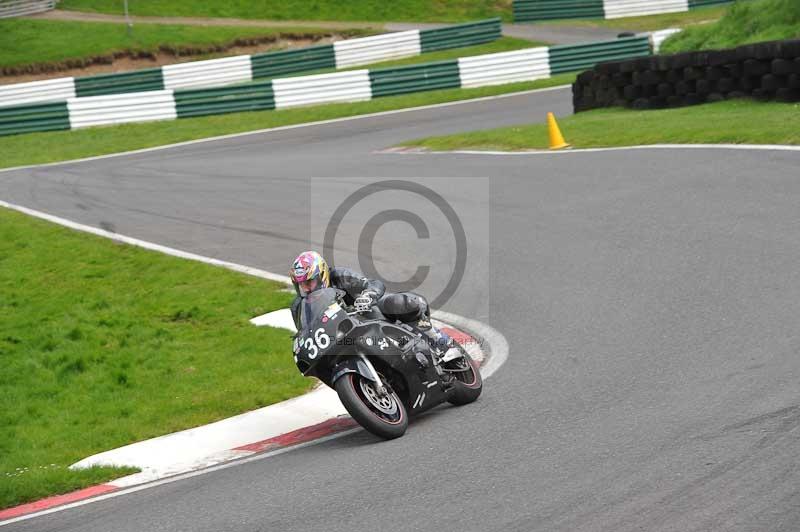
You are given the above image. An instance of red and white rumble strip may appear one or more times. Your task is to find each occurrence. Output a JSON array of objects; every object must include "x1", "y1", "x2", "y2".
[{"x1": 0, "y1": 486, "x2": 118, "y2": 521}]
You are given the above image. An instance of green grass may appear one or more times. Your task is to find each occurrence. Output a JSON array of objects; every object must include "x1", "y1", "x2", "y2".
[
  {"x1": 0, "y1": 208, "x2": 304, "y2": 509},
  {"x1": 401, "y1": 99, "x2": 800, "y2": 150},
  {"x1": 0, "y1": 73, "x2": 575, "y2": 170},
  {"x1": 0, "y1": 18, "x2": 369, "y2": 69},
  {"x1": 543, "y1": 5, "x2": 728, "y2": 32},
  {"x1": 59, "y1": 0, "x2": 514, "y2": 23},
  {"x1": 661, "y1": 0, "x2": 800, "y2": 53}
]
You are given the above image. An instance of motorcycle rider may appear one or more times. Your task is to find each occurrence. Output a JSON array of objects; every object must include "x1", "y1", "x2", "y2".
[{"x1": 289, "y1": 250, "x2": 460, "y2": 361}]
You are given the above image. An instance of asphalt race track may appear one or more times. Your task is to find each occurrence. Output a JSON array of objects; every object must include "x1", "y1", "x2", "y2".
[{"x1": 2, "y1": 86, "x2": 799, "y2": 531}]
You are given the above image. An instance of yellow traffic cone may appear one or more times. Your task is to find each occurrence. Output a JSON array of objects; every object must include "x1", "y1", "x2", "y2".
[{"x1": 547, "y1": 112, "x2": 570, "y2": 150}]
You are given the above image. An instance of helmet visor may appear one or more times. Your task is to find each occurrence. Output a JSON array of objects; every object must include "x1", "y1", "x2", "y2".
[{"x1": 298, "y1": 278, "x2": 320, "y2": 296}]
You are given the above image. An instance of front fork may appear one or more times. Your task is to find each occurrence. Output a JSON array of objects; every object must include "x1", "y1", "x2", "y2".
[
  {"x1": 331, "y1": 354, "x2": 389, "y2": 397},
  {"x1": 358, "y1": 354, "x2": 388, "y2": 397}
]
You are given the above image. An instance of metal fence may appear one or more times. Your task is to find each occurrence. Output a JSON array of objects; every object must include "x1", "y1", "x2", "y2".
[{"x1": 0, "y1": 0, "x2": 55, "y2": 19}]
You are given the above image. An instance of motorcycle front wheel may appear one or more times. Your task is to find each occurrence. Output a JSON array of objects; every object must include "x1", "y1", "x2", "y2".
[{"x1": 335, "y1": 372, "x2": 408, "y2": 440}]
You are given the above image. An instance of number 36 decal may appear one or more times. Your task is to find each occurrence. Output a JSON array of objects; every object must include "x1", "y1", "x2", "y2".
[{"x1": 304, "y1": 328, "x2": 331, "y2": 359}]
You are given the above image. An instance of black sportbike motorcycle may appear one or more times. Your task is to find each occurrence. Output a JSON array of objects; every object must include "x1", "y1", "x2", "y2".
[{"x1": 292, "y1": 288, "x2": 482, "y2": 439}]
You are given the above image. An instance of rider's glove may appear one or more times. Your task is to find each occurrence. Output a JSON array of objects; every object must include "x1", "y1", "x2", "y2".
[{"x1": 354, "y1": 290, "x2": 377, "y2": 313}]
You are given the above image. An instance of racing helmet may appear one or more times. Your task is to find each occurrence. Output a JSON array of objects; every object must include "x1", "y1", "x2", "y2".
[{"x1": 290, "y1": 251, "x2": 330, "y2": 296}]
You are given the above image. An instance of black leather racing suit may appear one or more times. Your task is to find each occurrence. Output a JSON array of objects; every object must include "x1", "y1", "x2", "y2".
[{"x1": 290, "y1": 267, "x2": 430, "y2": 330}]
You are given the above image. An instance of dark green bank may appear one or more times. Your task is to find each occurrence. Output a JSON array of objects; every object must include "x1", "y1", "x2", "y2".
[
  {"x1": 0, "y1": 101, "x2": 71, "y2": 137},
  {"x1": 549, "y1": 36, "x2": 651, "y2": 74},
  {"x1": 369, "y1": 60, "x2": 462, "y2": 98},
  {"x1": 513, "y1": 0, "x2": 605, "y2": 22},
  {"x1": 251, "y1": 45, "x2": 336, "y2": 80},
  {"x1": 420, "y1": 18, "x2": 502, "y2": 53},
  {"x1": 174, "y1": 81, "x2": 275, "y2": 118},
  {"x1": 75, "y1": 68, "x2": 165, "y2": 97}
]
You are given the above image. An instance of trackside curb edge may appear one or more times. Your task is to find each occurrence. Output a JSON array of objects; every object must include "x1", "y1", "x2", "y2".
[{"x1": 0, "y1": 200, "x2": 509, "y2": 526}]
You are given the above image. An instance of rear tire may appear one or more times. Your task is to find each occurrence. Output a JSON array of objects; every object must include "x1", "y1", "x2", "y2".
[
  {"x1": 335, "y1": 372, "x2": 408, "y2": 440},
  {"x1": 446, "y1": 353, "x2": 483, "y2": 406}
]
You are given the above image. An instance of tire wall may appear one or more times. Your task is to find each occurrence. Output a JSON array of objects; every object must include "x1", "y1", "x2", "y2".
[{"x1": 572, "y1": 38, "x2": 800, "y2": 112}]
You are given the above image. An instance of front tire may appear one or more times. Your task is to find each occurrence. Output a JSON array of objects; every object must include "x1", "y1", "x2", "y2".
[
  {"x1": 446, "y1": 352, "x2": 483, "y2": 406},
  {"x1": 335, "y1": 372, "x2": 408, "y2": 440}
]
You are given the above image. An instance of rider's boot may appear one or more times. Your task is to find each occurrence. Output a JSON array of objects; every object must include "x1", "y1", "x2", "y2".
[{"x1": 417, "y1": 317, "x2": 461, "y2": 363}]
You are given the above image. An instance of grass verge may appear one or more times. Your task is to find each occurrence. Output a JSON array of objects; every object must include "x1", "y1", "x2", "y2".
[
  {"x1": 0, "y1": 73, "x2": 575, "y2": 170},
  {"x1": 400, "y1": 99, "x2": 800, "y2": 151},
  {"x1": 661, "y1": 0, "x2": 800, "y2": 53},
  {"x1": 59, "y1": 0, "x2": 514, "y2": 23},
  {"x1": 0, "y1": 18, "x2": 369, "y2": 71},
  {"x1": 0, "y1": 207, "x2": 303, "y2": 509},
  {"x1": 542, "y1": 5, "x2": 728, "y2": 32}
]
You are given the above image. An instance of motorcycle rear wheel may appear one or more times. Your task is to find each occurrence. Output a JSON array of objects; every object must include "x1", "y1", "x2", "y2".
[
  {"x1": 335, "y1": 372, "x2": 408, "y2": 440},
  {"x1": 446, "y1": 352, "x2": 483, "y2": 406}
]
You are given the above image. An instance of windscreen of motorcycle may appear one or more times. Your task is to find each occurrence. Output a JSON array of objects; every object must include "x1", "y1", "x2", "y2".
[{"x1": 294, "y1": 288, "x2": 345, "y2": 370}]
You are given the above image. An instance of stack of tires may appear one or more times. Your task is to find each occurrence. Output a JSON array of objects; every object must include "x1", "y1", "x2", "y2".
[{"x1": 573, "y1": 39, "x2": 800, "y2": 112}]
